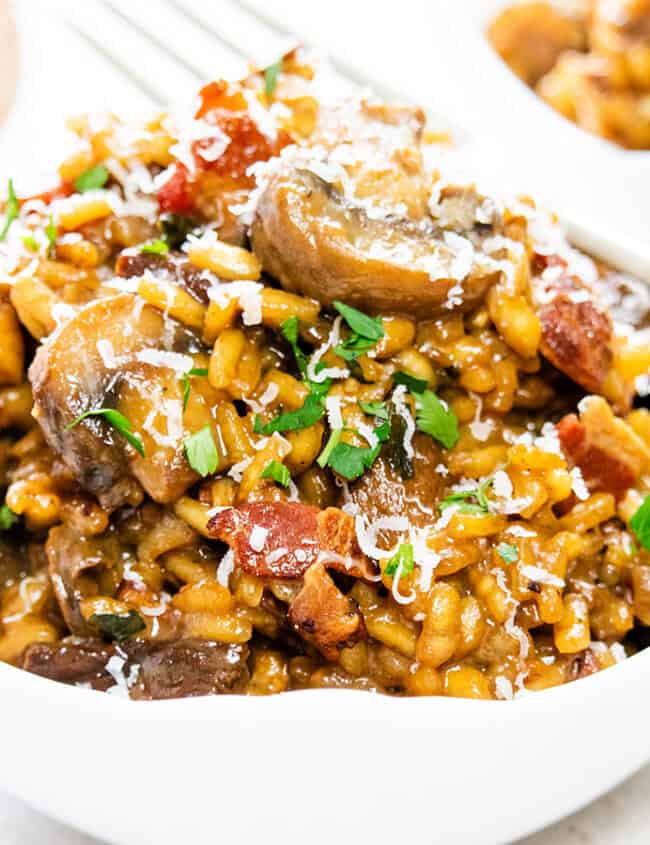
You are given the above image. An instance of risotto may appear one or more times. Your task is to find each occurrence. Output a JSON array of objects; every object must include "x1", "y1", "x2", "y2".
[
  {"x1": 0, "y1": 51, "x2": 649, "y2": 700},
  {"x1": 488, "y1": 0, "x2": 650, "y2": 149}
]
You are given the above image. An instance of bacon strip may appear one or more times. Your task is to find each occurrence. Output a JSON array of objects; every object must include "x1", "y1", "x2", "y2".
[
  {"x1": 208, "y1": 502, "x2": 376, "y2": 580},
  {"x1": 287, "y1": 562, "x2": 366, "y2": 660},
  {"x1": 557, "y1": 395, "x2": 650, "y2": 501}
]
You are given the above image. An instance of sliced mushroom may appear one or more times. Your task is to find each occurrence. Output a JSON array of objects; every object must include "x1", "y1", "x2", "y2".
[
  {"x1": 29, "y1": 293, "x2": 213, "y2": 508},
  {"x1": 207, "y1": 501, "x2": 376, "y2": 580},
  {"x1": 46, "y1": 524, "x2": 122, "y2": 635},
  {"x1": 349, "y1": 432, "x2": 444, "y2": 530},
  {"x1": 23, "y1": 638, "x2": 250, "y2": 698},
  {"x1": 251, "y1": 167, "x2": 495, "y2": 316}
]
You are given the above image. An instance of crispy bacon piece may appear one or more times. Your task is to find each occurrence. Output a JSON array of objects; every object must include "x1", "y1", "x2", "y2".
[
  {"x1": 157, "y1": 163, "x2": 197, "y2": 215},
  {"x1": 208, "y1": 502, "x2": 376, "y2": 580},
  {"x1": 287, "y1": 562, "x2": 366, "y2": 660},
  {"x1": 568, "y1": 648, "x2": 599, "y2": 682},
  {"x1": 557, "y1": 395, "x2": 650, "y2": 500},
  {"x1": 539, "y1": 293, "x2": 613, "y2": 394}
]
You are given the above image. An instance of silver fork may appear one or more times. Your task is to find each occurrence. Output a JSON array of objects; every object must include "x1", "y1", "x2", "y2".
[{"x1": 60, "y1": 0, "x2": 405, "y2": 108}]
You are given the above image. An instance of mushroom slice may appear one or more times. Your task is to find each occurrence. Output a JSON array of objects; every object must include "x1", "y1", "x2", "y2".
[
  {"x1": 250, "y1": 167, "x2": 495, "y2": 316},
  {"x1": 46, "y1": 524, "x2": 122, "y2": 636},
  {"x1": 29, "y1": 294, "x2": 210, "y2": 508}
]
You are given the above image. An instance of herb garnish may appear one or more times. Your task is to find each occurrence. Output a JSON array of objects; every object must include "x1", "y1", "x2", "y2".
[
  {"x1": 0, "y1": 179, "x2": 19, "y2": 242},
  {"x1": 141, "y1": 238, "x2": 170, "y2": 256},
  {"x1": 264, "y1": 59, "x2": 282, "y2": 98},
  {"x1": 359, "y1": 400, "x2": 389, "y2": 419},
  {"x1": 414, "y1": 390, "x2": 459, "y2": 449},
  {"x1": 66, "y1": 408, "x2": 145, "y2": 457},
  {"x1": 440, "y1": 478, "x2": 493, "y2": 515},
  {"x1": 184, "y1": 426, "x2": 218, "y2": 477},
  {"x1": 496, "y1": 543, "x2": 518, "y2": 564},
  {"x1": 22, "y1": 235, "x2": 39, "y2": 252},
  {"x1": 90, "y1": 610, "x2": 146, "y2": 642},
  {"x1": 385, "y1": 543, "x2": 414, "y2": 579},
  {"x1": 260, "y1": 460, "x2": 290, "y2": 488},
  {"x1": 386, "y1": 409, "x2": 413, "y2": 479},
  {"x1": 74, "y1": 164, "x2": 109, "y2": 193},
  {"x1": 631, "y1": 494, "x2": 650, "y2": 552},
  {"x1": 45, "y1": 214, "x2": 57, "y2": 257},
  {"x1": 0, "y1": 503, "x2": 18, "y2": 531},
  {"x1": 326, "y1": 441, "x2": 381, "y2": 481},
  {"x1": 160, "y1": 213, "x2": 197, "y2": 249},
  {"x1": 181, "y1": 367, "x2": 208, "y2": 411},
  {"x1": 333, "y1": 300, "x2": 384, "y2": 362},
  {"x1": 393, "y1": 371, "x2": 427, "y2": 394},
  {"x1": 280, "y1": 316, "x2": 309, "y2": 377},
  {"x1": 255, "y1": 392, "x2": 325, "y2": 435}
]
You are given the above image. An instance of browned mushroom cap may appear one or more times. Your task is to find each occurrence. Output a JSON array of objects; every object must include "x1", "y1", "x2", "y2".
[
  {"x1": 250, "y1": 167, "x2": 495, "y2": 316},
  {"x1": 29, "y1": 294, "x2": 208, "y2": 508}
]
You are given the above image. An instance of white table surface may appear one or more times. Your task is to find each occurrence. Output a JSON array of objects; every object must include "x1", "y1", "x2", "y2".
[{"x1": 1, "y1": 2, "x2": 648, "y2": 843}]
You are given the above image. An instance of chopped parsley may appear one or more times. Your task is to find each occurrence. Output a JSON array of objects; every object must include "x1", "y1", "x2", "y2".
[
  {"x1": 255, "y1": 392, "x2": 325, "y2": 435},
  {"x1": 21, "y1": 234, "x2": 39, "y2": 252},
  {"x1": 317, "y1": 428, "x2": 343, "y2": 468},
  {"x1": 260, "y1": 460, "x2": 290, "y2": 488},
  {"x1": 327, "y1": 441, "x2": 381, "y2": 481},
  {"x1": 90, "y1": 610, "x2": 145, "y2": 642},
  {"x1": 45, "y1": 214, "x2": 57, "y2": 256},
  {"x1": 333, "y1": 300, "x2": 384, "y2": 362},
  {"x1": 359, "y1": 400, "x2": 388, "y2": 419},
  {"x1": 440, "y1": 478, "x2": 493, "y2": 515},
  {"x1": 496, "y1": 543, "x2": 518, "y2": 564},
  {"x1": 393, "y1": 371, "x2": 427, "y2": 394},
  {"x1": 160, "y1": 213, "x2": 197, "y2": 249},
  {"x1": 141, "y1": 238, "x2": 169, "y2": 256},
  {"x1": 415, "y1": 390, "x2": 459, "y2": 449},
  {"x1": 385, "y1": 543, "x2": 414, "y2": 578},
  {"x1": 281, "y1": 316, "x2": 309, "y2": 377},
  {"x1": 0, "y1": 179, "x2": 19, "y2": 242},
  {"x1": 66, "y1": 408, "x2": 144, "y2": 457},
  {"x1": 184, "y1": 425, "x2": 218, "y2": 477},
  {"x1": 0, "y1": 503, "x2": 18, "y2": 531},
  {"x1": 74, "y1": 164, "x2": 109, "y2": 193},
  {"x1": 181, "y1": 367, "x2": 208, "y2": 411},
  {"x1": 386, "y1": 409, "x2": 413, "y2": 480},
  {"x1": 264, "y1": 58, "x2": 282, "y2": 98},
  {"x1": 631, "y1": 494, "x2": 650, "y2": 552}
]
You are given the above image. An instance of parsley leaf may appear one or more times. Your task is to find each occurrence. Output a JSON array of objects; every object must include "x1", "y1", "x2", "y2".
[
  {"x1": 333, "y1": 301, "x2": 384, "y2": 341},
  {"x1": 0, "y1": 503, "x2": 18, "y2": 531},
  {"x1": 74, "y1": 164, "x2": 109, "y2": 193},
  {"x1": 45, "y1": 214, "x2": 57, "y2": 257},
  {"x1": 184, "y1": 426, "x2": 218, "y2": 477},
  {"x1": 255, "y1": 392, "x2": 325, "y2": 435},
  {"x1": 141, "y1": 239, "x2": 170, "y2": 256},
  {"x1": 415, "y1": 390, "x2": 459, "y2": 449},
  {"x1": 181, "y1": 367, "x2": 208, "y2": 411},
  {"x1": 22, "y1": 235, "x2": 39, "y2": 252},
  {"x1": 281, "y1": 316, "x2": 309, "y2": 377},
  {"x1": 440, "y1": 478, "x2": 493, "y2": 514},
  {"x1": 160, "y1": 213, "x2": 197, "y2": 249},
  {"x1": 393, "y1": 371, "x2": 427, "y2": 394},
  {"x1": 327, "y1": 441, "x2": 381, "y2": 481},
  {"x1": 317, "y1": 428, "x2": 343, "y2": 468},
  {"x1": 497, "y1": 543, "x2": 518, "y2": 564},
  {"x1": 631, "y1": 494, "x2": 650, "y2": 551},
  {"x1": 264, "y1": 59, "x2": 282, "y2": 98},
  {"x1": 90, "y1": 610, "x2": 146, "y2": 642},
  {"x1": 260, "y1": 460, "x2": 290, "y2": 488},
  {"x1": 359, "y1": 400, "x2": 388, "y2": 419},
  {"x1": 0, "y1": 179, "x2": 19, "y2": 242},
  {"x1": 66, "y1": 408, "x2": 144, "y2": 457},
  {"x1": 335, "y1": 335, "x2": 378, "y2": 362},
  {"x1": 386, "y1": 408, "x2": 413, "y2": 480},
  {"x1": 385, "y1": 543, "x2": 414, "y2": 578}
]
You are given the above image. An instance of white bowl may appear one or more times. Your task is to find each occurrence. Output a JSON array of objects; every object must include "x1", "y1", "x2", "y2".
[{"x1": 1, "y1": 218, "x2": 649, "y2": 845}]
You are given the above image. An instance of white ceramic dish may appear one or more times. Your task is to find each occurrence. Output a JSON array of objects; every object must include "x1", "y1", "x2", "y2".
[{"x1": 0, "y1": 218, "x2": 648, "y2": 845}]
